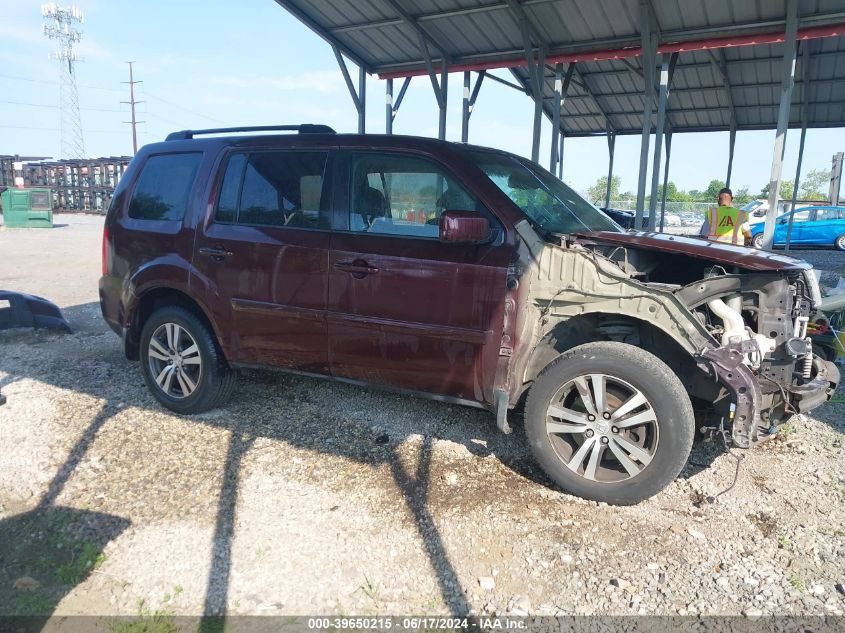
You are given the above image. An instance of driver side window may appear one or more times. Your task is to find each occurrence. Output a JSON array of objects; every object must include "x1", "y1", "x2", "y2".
[{"x1": 348, "y1": 153, "x2": 477, "y2": 238}]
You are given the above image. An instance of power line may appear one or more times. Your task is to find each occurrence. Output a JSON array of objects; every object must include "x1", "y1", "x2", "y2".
[
  {"x1": 0, "y1": 72, "x2": 122, "y2": 92},
  {"x1": 0, "y1": 99, "x2": 123, "y2": 113},
  {"x1": 0, "y1": 124, "x2": 125, "y2": 133},
  {"x1": 142, "y1": 90, "x2": 230, "y2": 125}
]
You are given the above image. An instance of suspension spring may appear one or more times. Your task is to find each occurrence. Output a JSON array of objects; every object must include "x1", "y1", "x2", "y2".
[{"x1": 802, "y1": 337, "x2": 813, "y2": 379}]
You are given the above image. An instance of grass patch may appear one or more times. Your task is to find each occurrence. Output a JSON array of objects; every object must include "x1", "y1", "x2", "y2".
[
  {"x1": 358, "y1": 575, "x2": 380, "y2": 603},
  {"x1": 110, "y1": 600, "x2": 178, "y2": 633},
  {"x1": 15, "y1": 591, "x2": 59, "y2": 614},
  {"x1": 789, "y1": 574, "x2": 805, "y2": 592},
  {"x1": 55, "y1": 542, "x2": 106, "y2": 584}
]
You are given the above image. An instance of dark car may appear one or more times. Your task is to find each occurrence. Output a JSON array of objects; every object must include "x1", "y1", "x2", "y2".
[
  {"x1": 600, "y1": 207, "x2": 636, "y2": 229},
  {"x1": 99, "y1": 125, "x2": 839, "y2": 504}
]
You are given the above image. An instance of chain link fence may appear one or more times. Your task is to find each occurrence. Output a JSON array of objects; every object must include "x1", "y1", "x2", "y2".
[{"x1": 600, "y1": 200, "x2": 712, "y2": 227}]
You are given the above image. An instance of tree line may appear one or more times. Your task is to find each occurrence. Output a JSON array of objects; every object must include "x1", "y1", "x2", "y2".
[{"x1": 587, "y1": 168, "x2": 832, "y2": 207}]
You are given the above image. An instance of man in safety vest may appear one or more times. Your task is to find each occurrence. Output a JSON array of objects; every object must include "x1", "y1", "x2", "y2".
[{"x1": 699, "y1": 187, "x2": 751, "y2": 245}]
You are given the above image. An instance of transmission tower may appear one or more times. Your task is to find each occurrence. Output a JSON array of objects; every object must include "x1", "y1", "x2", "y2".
[{"x1": 42, "y1": 3, "x2": 86, "y2": 159}]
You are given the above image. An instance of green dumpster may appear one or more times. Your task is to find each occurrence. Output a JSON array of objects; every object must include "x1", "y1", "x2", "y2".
[{"x1": 0, "y1": 188, "x2": 53, "y2": 228}]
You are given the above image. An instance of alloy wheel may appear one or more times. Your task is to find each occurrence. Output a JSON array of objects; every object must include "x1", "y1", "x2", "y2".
[
  {"x1": 147, "y1": 322, "x2": 203, "y2": 399},
  {"x1": 545, "y1": 374, "x2": 659, "y2": 483}
]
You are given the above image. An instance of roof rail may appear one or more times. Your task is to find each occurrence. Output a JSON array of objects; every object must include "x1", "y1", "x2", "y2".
[{"x1": 165, "y1": 124, "x2": 336, "y2": 141}]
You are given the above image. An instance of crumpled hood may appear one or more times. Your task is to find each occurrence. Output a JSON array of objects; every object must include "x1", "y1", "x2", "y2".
[{"x1": 573, "y1": 230, "x2": 811, "y2": 272}]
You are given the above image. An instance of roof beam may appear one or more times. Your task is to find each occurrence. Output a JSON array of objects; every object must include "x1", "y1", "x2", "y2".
[
  {"x1": 484, "y1": 70, "x2": 529, "y2": 94},
  {"x1": 709, "y1": 49, "x2": 736, "y2": 124},
  {"x1": 374, "y1": 15, "x2": 845, "y2": 77},
  {"x1": 504, "y1": 0, "x2": 615, "y2": 132},
  {"x1": 381, "y1": 0, "x2": 452, "y2": 63},
  {"x1": 332, "y1": 4, "x2": 845, "y2": 37},
  {"x1": 273, "y1": 0, "x2": 370, "y2": 71},
  {"x1": 560, "y1": 73, "x2": 829, "y2": 100}
]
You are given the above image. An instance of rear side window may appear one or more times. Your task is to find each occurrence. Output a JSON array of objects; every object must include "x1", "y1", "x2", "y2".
[
  {"x1": 816, "y1": 208, "x2": 844, "y2": 221},
  {"x1": 215, "y1": 151, "x2": 328, "y2": 229},
  {"x1": 128, "y1": 153, "x2": 202, "y2": 221}
]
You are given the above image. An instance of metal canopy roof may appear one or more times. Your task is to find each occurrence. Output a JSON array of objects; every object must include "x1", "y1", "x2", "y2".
[{"x1": 275, "y1": 0, "x2": 845, "y2": 136}]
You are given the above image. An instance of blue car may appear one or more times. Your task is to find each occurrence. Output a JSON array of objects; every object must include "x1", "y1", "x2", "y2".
[{"x1": 750, "y1": 205, "x2": 845, "y2": 251}]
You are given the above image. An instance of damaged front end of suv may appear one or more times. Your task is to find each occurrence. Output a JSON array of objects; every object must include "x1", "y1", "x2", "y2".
[{"x1": 509, "y1": 225, "x2": 840, "y2": 448}]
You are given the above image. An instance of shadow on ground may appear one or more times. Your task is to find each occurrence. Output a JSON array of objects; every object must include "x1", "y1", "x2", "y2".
[
  {"x1": 0, "y1": 403, "x2": 131, "y2": 629},
  {"x1": 0, "y1": 300, "x2": 738, "y2": 627}
]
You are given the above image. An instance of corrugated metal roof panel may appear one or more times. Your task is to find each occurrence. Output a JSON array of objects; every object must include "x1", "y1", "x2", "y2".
[{"x1": 276, "y1": 0, "x2": 845, "y2": 135}]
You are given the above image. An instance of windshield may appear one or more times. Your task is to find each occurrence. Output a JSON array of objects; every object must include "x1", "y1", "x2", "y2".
[{"x1": 464, "y1": 150, "x2": 621, "y2": 234}]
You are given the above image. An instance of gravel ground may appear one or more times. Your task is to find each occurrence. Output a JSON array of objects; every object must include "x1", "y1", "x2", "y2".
[{"x1": 0, "y1": 214, "x2": 844, "y2": 619}]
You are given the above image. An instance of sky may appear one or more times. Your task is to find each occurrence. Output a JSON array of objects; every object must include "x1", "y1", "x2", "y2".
[{"x1": 1, "y1": 0, "x2": 844, "y2": 198}]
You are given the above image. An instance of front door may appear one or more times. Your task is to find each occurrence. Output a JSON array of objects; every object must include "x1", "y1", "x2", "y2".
[
  {"x1": 193, "y1": 149, "x2": 332, "y2": 372},
  {"x1": 327, "y1": 150, "x2": 511, "y2": 403}
]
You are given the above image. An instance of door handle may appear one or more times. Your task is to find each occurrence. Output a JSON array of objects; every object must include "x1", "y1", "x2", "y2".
[
  {"x1": 334, "y1": 260, "x2": 379, "y2": 276},
  {"x1": 199, "y1": 245, "x2": 234, "y2": 260}
]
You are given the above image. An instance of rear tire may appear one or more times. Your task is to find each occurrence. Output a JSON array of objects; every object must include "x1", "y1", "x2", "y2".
[
  {"x1": 139, "y1": 306, "x2": 235, "y2": 414},
  {"x1": 835, "y1": 234, "x2": 845, "y2": 251},
  {"x1": 524, "y1": 342, "x2": 694, "y2": 505}
]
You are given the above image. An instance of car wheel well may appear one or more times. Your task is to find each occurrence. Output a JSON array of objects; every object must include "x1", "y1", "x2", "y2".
[
  {"x1": 524, "y1": 314, "x2": 707, "y2": 398},
  {"x1": 127, "y1": 288, "x2": 218, "y2": 361}
]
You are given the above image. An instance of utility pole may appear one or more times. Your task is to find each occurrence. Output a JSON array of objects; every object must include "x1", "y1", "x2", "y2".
[{"x1": 122, "y1": 62, "x2": 144, "y2": 154}]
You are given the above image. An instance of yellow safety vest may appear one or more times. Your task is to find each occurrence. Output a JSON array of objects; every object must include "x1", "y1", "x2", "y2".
[{"x1": 707, "y1": 206, "x2": 745, "y2": 244}]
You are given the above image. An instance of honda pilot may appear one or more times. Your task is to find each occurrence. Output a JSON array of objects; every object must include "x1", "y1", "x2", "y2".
[{"x1": 99, "y1": 125, "x2": 839, "y2": 504}]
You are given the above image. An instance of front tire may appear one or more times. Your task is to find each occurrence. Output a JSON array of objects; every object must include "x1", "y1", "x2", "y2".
[
  {"x1": 524, "y1": 342, "x2": 694, "y2": 505},
  {"x1": 139, "y1": 306, "x2": 235, "y2": 414},
  {"x1": 835, "y1": 234, "x2": 845, "y2": 251},
  {"x1": 752, "y1": 233, "x2": 765, "y2": 249}
]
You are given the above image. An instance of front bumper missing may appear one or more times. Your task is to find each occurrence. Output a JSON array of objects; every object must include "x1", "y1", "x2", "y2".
[{"x1": 697, "y1": 343, "x2": 840, "y2": 448}]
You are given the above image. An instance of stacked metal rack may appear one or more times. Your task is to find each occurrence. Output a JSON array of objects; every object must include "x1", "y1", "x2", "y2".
[{"x1": 0, "y1": 155, "x2": 131, "y2": 213}]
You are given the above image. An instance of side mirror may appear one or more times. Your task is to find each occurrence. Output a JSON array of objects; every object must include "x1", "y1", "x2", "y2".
[{"x1": 439, "y1": 210, "x2": 491, "y2": 244}]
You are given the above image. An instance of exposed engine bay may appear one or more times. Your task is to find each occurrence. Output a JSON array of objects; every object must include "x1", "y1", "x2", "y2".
[
  {"x1": 576, "y1": 235, "x2": 840, "y2": 447},
  {"x1": 506, "y1": 223, "x2": 839, "y2": 449}
]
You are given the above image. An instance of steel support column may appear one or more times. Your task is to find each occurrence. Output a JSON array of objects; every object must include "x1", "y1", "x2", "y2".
[
  {"x1": 530, "y1": 46, "x2": 545, "y2": 163},
  {"x1": 461, "y1": 72, "x2": 484, "y2": 143},
  {"x1": 358, "y1": 65, "x2": 366, "y2": 133},
  {"x1": 762, "y1": 0, "x2": 799, "y2": 251},
  {"x1": 461, "y1": 72, "x2": 471, "y2": 143},
  {"x1": 418, "y1": 33, "x2": 448, "y2": 141},
  {"x1": 388, "y1": 76, "x2": 412, "y2": 133},
  {"x1": 386, "y1": 78, "x2": 393, "y2": 134},
  {"x1": 605, "y1": 130, "x2": 616, "y2": 209},
  {"x1": 550, "y1": 63, "x2": 574, "y2": 175},
  {"x1": 333, "y1": 45, "x2": 365, "y2": 133},
  {"x1": 726, "y1": 122, "x2": 737, "y2": 188},
  {"x1": 648, "y1": 54, "x2": 671, "y2": 230},
  {"x1": 558, "y1": 132, "x2": 564, "y2": 178},
  {"x1": 635, "y1": 0, "x2": 657, "y2": 228},
  {"x1": 659, "y1": 133, "x2": 673, "y2": 232},
  {"x1": 438, "y1": 64, "x2": 448, "y2": 140},
  {"x1": 785, "y1": 43, "x2": 811, "y2": 254},
  {"x1": 549, "y1": 63, "x2": 563, "y2": 173}
]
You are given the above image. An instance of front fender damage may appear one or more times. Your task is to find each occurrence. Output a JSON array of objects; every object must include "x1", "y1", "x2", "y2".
[{"x1": 504, "y1": 221, "x2": 839, "y2": 446}]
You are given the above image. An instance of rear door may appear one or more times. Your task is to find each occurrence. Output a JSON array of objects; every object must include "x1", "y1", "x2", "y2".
[
  {"x1": 326, "y1": 150, "x2": 511, "y2": 403},
  {"x1": 805, "y1": 207, "x2": 844, "y2": 246},
  {"x1": 193, "y1": 148, "x2": 332, "y2": 372}
]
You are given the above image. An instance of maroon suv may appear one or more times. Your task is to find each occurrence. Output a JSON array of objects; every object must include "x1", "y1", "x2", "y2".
[{"x1": 100, "y1": 125, "x2": 839, "y2": 504}]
